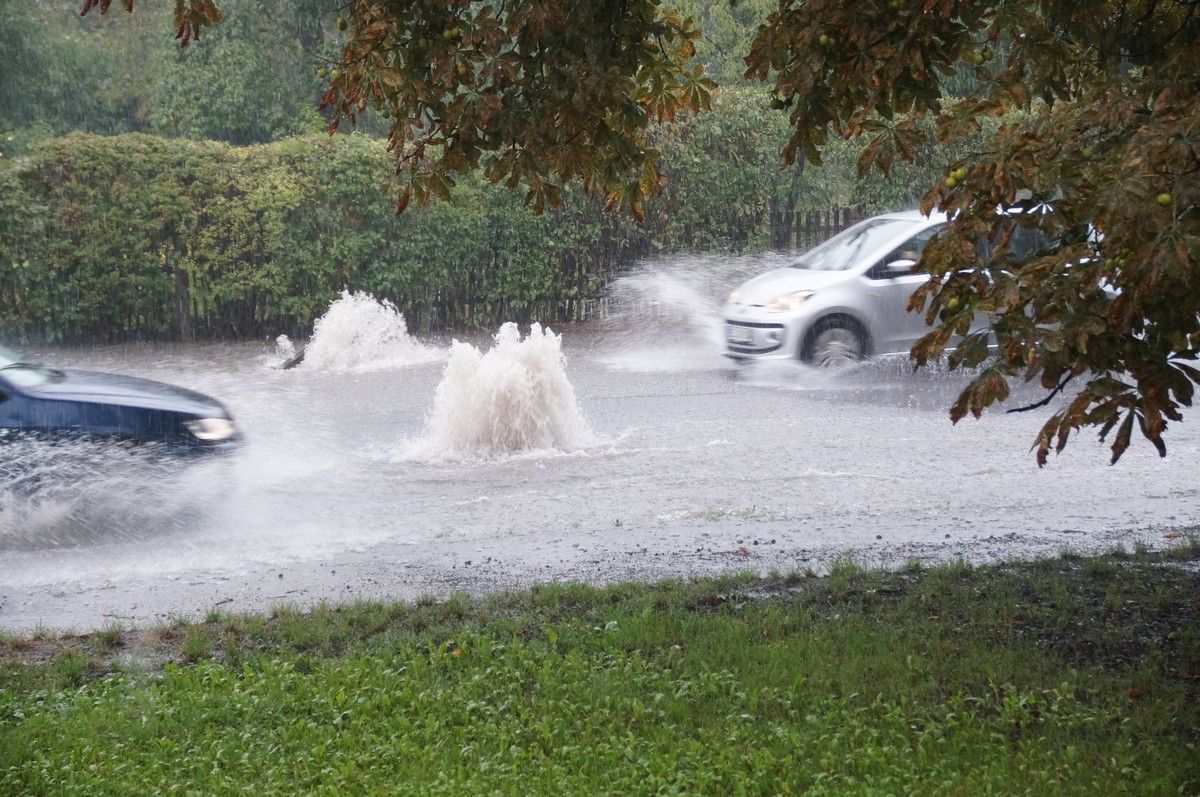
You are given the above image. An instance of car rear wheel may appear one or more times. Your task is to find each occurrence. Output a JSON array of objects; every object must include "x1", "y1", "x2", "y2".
[{"x1": 806, "y1": 322, "x2": 864, "y2": 368}]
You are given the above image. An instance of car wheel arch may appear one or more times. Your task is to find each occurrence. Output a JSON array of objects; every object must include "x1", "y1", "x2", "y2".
[{"x1": 800, "y1": 313, "x2": 872, "y2": 362}]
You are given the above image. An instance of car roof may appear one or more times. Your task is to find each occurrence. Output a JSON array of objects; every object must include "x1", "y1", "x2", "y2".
[{"x1": 871, "y1": 209, "x2": 949, "y2": 225}]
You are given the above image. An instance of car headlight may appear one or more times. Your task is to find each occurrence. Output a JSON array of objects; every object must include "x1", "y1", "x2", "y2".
[
  {"x1": 766, "y1": 291, "x2": 816, "y2": 312},
  {"x1": 726, "y1": 289, "x2": 740, "y2": 305},
  {"x1": 184, "y1": 417, "x2": 237, "y2": 442}
]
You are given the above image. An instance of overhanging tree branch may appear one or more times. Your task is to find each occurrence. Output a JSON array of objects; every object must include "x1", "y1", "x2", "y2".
[{"x1": 1007, "y1": 374, "x2": 1075, "y2": 414}]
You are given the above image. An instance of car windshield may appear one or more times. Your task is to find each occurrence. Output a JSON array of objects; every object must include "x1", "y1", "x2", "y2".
[
  {"x1": 0, "y1": 343, "x2": 54, "y2": 390},
  {"x1": 791, "y1": 218, "x2": 927, "y2": 272}
]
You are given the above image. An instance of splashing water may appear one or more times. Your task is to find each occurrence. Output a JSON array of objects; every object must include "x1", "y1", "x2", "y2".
[
  {"x1": 274, "y1": 334, "x2": 296, "y2": 359},
  {"x1": 260, "y1": 334, "x2": 300, "y2": 369},
  {"x1": 410, "y1": 323, "x2": 595, "y2": 457},
  {"x1": 0, "y1": 438, "x2": 230, "y2": 551},
  {"x1": 298, "y1": 290, "x2": 437, "y2": 371},
  {"x1": 594, "y1": 253, "x2": 789, "y2": 371}
]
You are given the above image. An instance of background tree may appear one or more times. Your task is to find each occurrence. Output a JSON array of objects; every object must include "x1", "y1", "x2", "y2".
[
  {"x1": 146, "y1": 0, "x2": 340, "y2": 144},
  {"x1": 2, "y1": 0, "x2": 346, "y2": 152},
  {"x1": 670, "y1": 0, "x2": 776, "y2": 85},
  {"x1": 81, "y1": 0, "x2": 715, "y2": 216},
  {"x1": 0, "y1": 0, "x2": 160, "y2": 152}
]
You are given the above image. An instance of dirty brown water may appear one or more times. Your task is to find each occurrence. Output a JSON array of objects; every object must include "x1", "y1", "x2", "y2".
[{"x1": 2, "y1": 278, "x2": 1198, "y2": 632}]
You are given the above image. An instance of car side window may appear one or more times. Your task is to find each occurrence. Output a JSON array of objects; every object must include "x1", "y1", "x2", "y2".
[
  {"x1": 976, "y1": 223, "x2": 1055, "y2": 263},
  {"x1": 974, "y1": 237, "x2": 992, "y2": 261},
  {"x1": 866, "y1": 227, "x2": 940, "y2": 280},
  {"x1": 1009, "y1": 225, "x2": 1054, "y2": 258}
]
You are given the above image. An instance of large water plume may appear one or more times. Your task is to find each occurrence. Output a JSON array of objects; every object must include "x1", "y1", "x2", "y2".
[
  {"x1": 410, "y1": 323, "x2": 595, "y2": 457},
  {"x1": 286, "y1": 290, "x2": 437, "y2": 371}
]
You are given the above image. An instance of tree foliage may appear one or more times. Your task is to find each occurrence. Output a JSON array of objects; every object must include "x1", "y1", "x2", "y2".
[
  {"x1": 145, "y1": 0, "x2": 335, "y2": 145},
  {"x1": 2, "y1": 1, "x2": 346, "y2": 153},
  {"x1": 748, "y1": 0, "x2": 1200, "y2": 464},
  {"x1": 322, "y1": 0, "x2": 715, "y2": 218}
]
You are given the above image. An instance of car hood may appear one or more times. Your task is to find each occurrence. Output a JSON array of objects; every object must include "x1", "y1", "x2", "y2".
[
  {"x1": 30, "y1": 369, "x2": 231, "y2": 417},
  {"x1": 733, "y1": 267, "x2": 851, "y2": 306}
]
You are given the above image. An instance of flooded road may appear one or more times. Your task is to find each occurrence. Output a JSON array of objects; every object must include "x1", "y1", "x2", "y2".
[{"x1": 3, "y1": 290, "x2": 1199, "y2": 632}]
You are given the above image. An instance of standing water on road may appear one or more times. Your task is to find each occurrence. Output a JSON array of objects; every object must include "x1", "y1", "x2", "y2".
[{"x1": 4, "y1": 262, "x2": 1200, "y2": 633}]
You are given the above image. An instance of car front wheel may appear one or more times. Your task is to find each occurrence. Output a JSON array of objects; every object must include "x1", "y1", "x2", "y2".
[{"x1": 806, "y1": 322, "x2": 864, "y2": 368}]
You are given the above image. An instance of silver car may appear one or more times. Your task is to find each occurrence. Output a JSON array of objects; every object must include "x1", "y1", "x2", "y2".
[{"x1": 723, "y1": 209, "x2": 961, "y2": 366}]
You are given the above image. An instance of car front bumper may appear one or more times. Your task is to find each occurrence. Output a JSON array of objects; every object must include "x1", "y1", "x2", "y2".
[{"x1": 723, "y1": 317, "x2": 797, "y2": 360}]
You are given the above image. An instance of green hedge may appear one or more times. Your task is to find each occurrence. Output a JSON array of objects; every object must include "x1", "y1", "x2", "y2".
[{"x1": 0, "y1": 89, "x2": 939, "y2": 343}]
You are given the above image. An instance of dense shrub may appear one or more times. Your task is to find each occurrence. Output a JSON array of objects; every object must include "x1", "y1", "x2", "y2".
[{"x1": 0, "y1": 89, "x2": 953, "y2": 343}]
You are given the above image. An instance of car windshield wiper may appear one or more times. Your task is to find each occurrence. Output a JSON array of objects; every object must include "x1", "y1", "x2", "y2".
[{"x1": 0, "y1": 361, "x2": 38, "y2": 371}]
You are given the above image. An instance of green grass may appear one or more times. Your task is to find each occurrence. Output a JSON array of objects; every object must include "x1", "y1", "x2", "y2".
[{"x1": 3, "y1": 542, "x2": 1200, "y2": 795}]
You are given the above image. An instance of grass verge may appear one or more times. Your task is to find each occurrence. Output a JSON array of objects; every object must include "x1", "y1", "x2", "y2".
[{"x1": 3, "y1": 542, "x2": 1200, "y2": 795}]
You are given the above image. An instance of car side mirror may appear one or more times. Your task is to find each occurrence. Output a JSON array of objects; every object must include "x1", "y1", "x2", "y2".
[{"x1": 885, "y1": 258, "x2": 917, "y2": 273}]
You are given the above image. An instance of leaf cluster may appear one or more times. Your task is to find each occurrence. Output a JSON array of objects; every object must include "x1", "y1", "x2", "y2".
[
  {"x1": 321, "y1": 0, "x2": 715, "y2": 217},
  {"x1": 748, "y1": 0, "x2": 1200, "y2": 463},
  {"x1": 81, "y1": 0, "x2": 222, "y2": 46}
]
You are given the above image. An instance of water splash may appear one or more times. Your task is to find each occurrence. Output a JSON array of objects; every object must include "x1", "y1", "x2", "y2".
[
  {"x1": 593, "y1": 254, "x2": 788, "y2": 371},
  {"x1": 274, "y1": 334, "x2": 296, "y2": 358},
  {"x1": 0, "y1": 438, "x2": 230, "y2": 551},
  {"x1": 297, "y1": 290, "x2": 437, "y2": 372},
  {"x1": 259, "y1": 334, "x2": 300, "y2": 369},
  {"x1": 409, "y1": 322, "x2": 595, "y2": 457}
]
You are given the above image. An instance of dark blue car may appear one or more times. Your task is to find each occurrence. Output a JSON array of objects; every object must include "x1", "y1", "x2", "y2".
[{"x1": 0, "y1": 344, "x2": 238, "y2": 451}]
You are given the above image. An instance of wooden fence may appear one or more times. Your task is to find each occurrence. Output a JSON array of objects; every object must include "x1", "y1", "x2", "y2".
[{"x1": 770, "y1": 205, "x2": 865, "y2": 251}]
